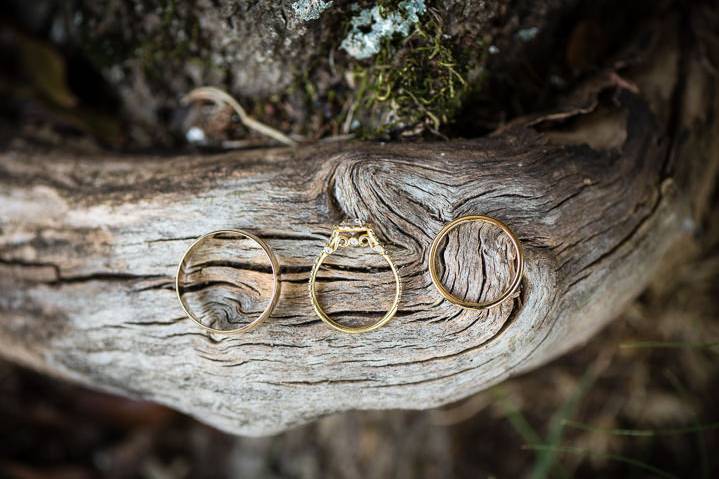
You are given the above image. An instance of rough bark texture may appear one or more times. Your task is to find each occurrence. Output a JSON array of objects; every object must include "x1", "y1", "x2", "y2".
[{"x1": 1, "y1": 14, "x2": 718, "y2": 436}]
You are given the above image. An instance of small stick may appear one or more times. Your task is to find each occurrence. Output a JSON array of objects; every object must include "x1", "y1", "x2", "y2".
[{"x1": 182, "y1": 86, "x2": 297, "y2": 146}]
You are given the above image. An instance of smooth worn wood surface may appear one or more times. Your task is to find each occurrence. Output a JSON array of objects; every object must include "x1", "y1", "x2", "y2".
[{"x1": 1, "y1": 21, "x2": 718, "y2": 435}]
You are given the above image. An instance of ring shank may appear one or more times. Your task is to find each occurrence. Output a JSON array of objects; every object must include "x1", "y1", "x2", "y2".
[
  {"x1": 309, "y1": 250, "x2": 401, "y2": 334},
  {"x1": 429, "y1": 215, "x2": 524, "y2": 310},
  {"x1": 175, "y1": 229, "x2": 281, "y2": 334}
]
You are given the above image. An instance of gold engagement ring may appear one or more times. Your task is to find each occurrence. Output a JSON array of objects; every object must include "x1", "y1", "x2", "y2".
[{"x1": 308, "y1": 221, "x2": 401, "y2": 334}]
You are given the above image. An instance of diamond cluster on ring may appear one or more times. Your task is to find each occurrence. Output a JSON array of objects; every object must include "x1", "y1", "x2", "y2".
[{"x1": 322, "y1": 220, "x2": 386, "y2": 254}]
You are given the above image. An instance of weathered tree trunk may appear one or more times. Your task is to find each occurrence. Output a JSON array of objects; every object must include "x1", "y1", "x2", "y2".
[{"x1": 1, "y1": 13, "x2": 718, "y2": 436}]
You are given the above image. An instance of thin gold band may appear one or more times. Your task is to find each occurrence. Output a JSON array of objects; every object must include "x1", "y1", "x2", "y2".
[
  {"x1": 309, "y1": 223, "x2": 401, "y2": 334},
  {"x1": 429, "y1": 215, "x2": 524, "y2": 310},
  {"x1": 176, "y1": 229, "x2": 281, "y2": 334}
]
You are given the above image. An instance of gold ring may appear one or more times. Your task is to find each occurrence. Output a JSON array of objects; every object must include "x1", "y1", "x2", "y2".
[
  {"x1": 176, "y1": 229, "x2": 281, "y2": 334},
  {"x1": 309, "y1": 221, "x2": 401, "y2": 334},
  {"x1": 429, "y1": 215, "x2": 524, "y2": 310}
]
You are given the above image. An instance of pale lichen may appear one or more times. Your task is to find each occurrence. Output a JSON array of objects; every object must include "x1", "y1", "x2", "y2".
[
  {"x1": 291, "y1": 0, "x2": 334, "y2": 22},
  {"x1": 340, "y1": 0, "x2": 426, "y2": 60},
  {"x1": 516, "y1": 27, "x2": 539, "y2": 42}
]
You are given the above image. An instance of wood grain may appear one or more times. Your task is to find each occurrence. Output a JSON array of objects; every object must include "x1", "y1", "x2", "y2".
[{"x1": 0, "y1": 19, "x2": 717, "y2": 435}]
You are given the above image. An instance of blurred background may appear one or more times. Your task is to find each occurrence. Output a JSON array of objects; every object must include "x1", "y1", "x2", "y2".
[{"x1": 1, "y1": 0, "x2": 718, "y2": 477}]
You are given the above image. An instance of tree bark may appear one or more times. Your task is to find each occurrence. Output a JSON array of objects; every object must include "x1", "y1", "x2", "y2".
[{"x1": 1, "y1": 15, "x2": 717, "y2": 435}]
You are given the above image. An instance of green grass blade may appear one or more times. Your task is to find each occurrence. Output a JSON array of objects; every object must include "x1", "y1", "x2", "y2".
[
  {"x1": 524, "y1": 445, "x2": 679, "y2": 479},
  {"x1": 620, "y1": 341, "x2": 719, "y2": 350},
  {"x1": 664, "y1": 370, "x2": 710, "y2": 479},
  {"x1": 562, "y1": 419, "x2": 719, "y2": 437},
  {"x1": 530, "y1": 366, "x2": 597, "y2": 479},
  {"x1": 494, "y1": 388, "x2": 570, "y2": 479},
  {"x1": 493, "y1": 389, "x2": 543, "y2": 446}
]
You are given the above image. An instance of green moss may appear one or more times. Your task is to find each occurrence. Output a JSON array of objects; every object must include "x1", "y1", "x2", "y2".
[
  {"x1": 76, "y1": 0, "x2": 210, "y2": 83},
  {"x1": 133, "y1": 1, "x2": 206, "y2": 82},
  {"x1": 71, "y1": 0, "x2": 488, "y2": 141},
  {"x1": 347, "y1": 13, "x2": 476, "y2": 137}
]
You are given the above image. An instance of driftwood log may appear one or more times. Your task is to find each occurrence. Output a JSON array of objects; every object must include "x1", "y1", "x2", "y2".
[{"x1": 1, "y1": 18, "x2": 718, "y2": 435}]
